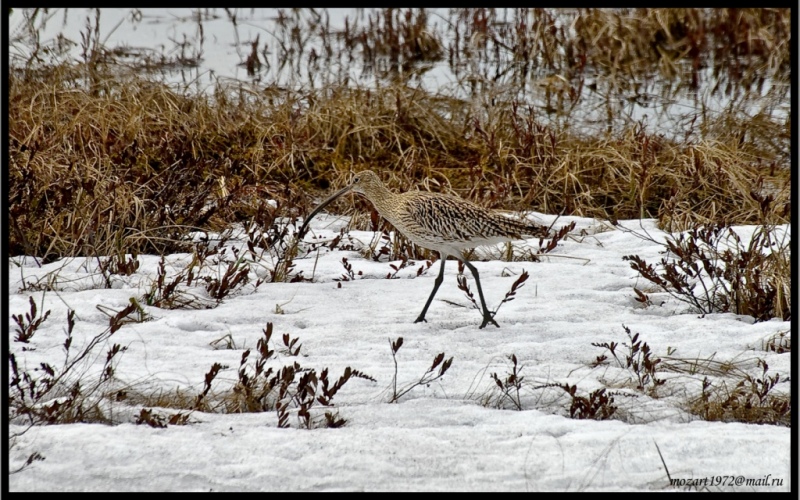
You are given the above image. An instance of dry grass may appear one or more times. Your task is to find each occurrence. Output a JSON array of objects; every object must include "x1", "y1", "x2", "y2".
[
  {"x1": 8, "y1": 70, "x2": 790, "y2": 262},
  {"x1": 7, "y1": 8, "x2": 791, "y2": 311},
  {"x1": 8, "y1": 10, "x2": 791, "y2": 444}
]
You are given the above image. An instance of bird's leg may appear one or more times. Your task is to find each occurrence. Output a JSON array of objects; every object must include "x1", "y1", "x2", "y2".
[
  {"x1": 414, "y1": 255, "x2": 447, "y2": 324},
  {"x1": 459, "y1": 258, "x2": 500, "y2": 329}
]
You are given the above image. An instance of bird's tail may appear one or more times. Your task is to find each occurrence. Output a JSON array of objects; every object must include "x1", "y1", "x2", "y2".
[
  {"x1": 524, "y1": 222, "x2": 550, "y2": 239},
  {"x1": 496, "y1": 215, "x2": 550, "y2": 239}
]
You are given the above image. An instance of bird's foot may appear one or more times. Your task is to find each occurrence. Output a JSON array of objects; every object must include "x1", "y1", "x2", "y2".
[
  {"x1": 479, "y1": 314, "x2": 500, "y2": 329},
  {"x1": 414, "y1": 316, "x2": 428, "y2": 324}
]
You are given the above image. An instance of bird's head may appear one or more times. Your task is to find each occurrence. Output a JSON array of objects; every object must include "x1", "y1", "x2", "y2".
[
  {"x1": 349, "y1": 170, "x2": 382, "y2": 196},
  {"x1": 298, "y1": 170, "x2": 385, "y2": 238}
]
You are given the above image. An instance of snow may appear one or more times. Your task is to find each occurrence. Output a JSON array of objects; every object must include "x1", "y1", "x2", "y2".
[{"x1": 7, "y1": 212, "x2": 792, "y2": 492}]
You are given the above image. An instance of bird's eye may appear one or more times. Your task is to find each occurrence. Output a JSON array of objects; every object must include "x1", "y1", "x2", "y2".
[{"x1": 353, "y1": 176, "x2": 360, "y2": 183}]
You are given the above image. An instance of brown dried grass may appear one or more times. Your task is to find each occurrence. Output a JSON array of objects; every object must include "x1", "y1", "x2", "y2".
[{"x1": 8, "y1": 8, "x2": 791, "y2": 261}]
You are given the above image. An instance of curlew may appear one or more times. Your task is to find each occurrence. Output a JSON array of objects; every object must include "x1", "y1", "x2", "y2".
[{"x1": 299, "y1": 170, "x2": 549, "y2": 329}]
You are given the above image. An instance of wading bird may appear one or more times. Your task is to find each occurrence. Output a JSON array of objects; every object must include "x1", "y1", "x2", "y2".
[{"x1": 299, "y1": 170, "x2": 548, "y2": 328}]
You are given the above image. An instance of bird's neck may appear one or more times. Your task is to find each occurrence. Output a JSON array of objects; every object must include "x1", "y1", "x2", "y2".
[{"x1": 362, "y1": 182, "x2": 398, "y2": 218}]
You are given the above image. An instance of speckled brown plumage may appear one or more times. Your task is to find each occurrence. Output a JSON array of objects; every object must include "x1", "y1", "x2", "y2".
[{"x1": 347, "y1": 171, "x2": 547, "y2": 256}]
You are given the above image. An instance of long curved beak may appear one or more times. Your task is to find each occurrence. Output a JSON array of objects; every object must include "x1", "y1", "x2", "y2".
[{"x1": 297, "y1": 183, "x2": 354, "y2": 239}]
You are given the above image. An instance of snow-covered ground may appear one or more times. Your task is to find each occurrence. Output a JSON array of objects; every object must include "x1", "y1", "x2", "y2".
[{"x1": 7, "y1": 212, "x2": 792, "y2": 491}]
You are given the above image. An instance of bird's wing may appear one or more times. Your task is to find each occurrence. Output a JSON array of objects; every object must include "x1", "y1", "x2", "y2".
[{"x1": 401, "y1": 192, "x2": 503, "y2": 243}]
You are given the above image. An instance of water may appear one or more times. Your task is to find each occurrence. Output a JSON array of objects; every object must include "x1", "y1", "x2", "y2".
[{"x1": 8, "y1": 8, "x2": 790, "y2": 147}]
